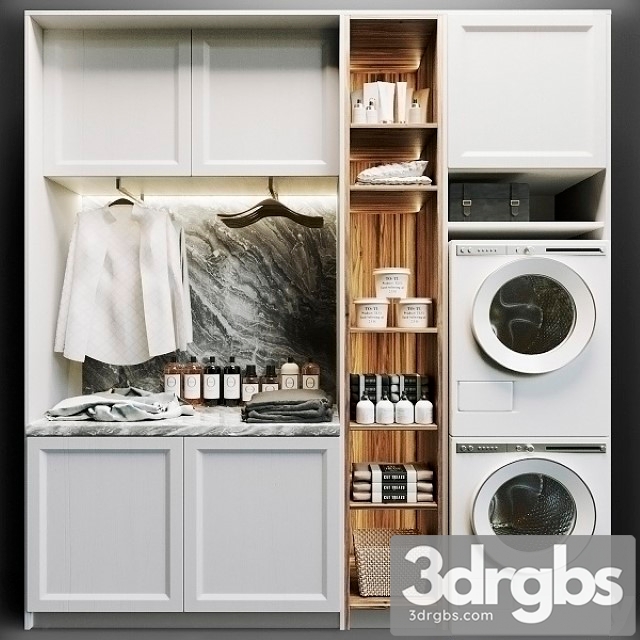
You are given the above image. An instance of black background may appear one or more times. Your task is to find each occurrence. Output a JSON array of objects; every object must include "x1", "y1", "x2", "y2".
[{"x1": 1, "y1": 0, "x2": 638, "y2": 638}]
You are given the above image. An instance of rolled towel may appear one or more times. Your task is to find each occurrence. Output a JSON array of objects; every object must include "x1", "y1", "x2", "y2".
[
  {"x1": 351, "y1": 491, "x2": 434, "y2": 502},
  {"x1": 352, "y1": 481, "x2": 434, "y2": 493},
  {"x1": 352, "y1": 462, "x2": 434, "y2": 482}
]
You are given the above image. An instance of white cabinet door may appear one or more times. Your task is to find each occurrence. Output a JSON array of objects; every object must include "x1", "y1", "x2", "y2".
[
  {"x1": 184, "y1": 437, "x2": 341, "y2": 612},
  {"x1": 192, "y1": 30, "x2": 339, "y2": 176},
  {"x1": 26, "y1": 437, "x2": 183, "y2": 612},
  {"x1": 43, "y1": 30, "x2": 191, "y2": 176},
  {"x1": 448, "y1": 12, "x2": 609, "y2": 169}
]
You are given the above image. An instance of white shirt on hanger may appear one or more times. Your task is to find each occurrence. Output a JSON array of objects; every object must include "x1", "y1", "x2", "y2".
[{"x1": 54, "y1": 203, "x2": 193, "y2": 365}]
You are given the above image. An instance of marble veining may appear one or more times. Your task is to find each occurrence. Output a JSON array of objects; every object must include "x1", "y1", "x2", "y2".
[
  {"x1": 81, "y1": 195, "x2": 337, "y2": 401},
  {"x1": 27, "y1": 406, "x2": 340, "y2": 437}
]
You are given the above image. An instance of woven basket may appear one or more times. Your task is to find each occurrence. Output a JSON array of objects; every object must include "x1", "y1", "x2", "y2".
[{"x1": 353, "y1": 528, "x2": 419, "y2": 597}]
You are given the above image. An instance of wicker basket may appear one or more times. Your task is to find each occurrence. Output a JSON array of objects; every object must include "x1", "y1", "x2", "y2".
[{"x1": 352, "y1": 528, "x2": 419, "y2": 597}]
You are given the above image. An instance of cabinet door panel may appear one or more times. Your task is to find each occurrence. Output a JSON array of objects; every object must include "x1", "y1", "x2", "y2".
[
  {"x1": 192, "y1": 30, "x2": 339, "y2": 176},
  {"x1": 26, "y1": 438, "x2": 183, "y2": 612},
  {"x1": 184, "y1": 438, "x2": 340, "y2": 612},
  {"x1": 448, "y1": 12, "x2": 608, "y2": 168},
  {"x1": 43, "y1": 30, "x2": 191, "y2": 176}
]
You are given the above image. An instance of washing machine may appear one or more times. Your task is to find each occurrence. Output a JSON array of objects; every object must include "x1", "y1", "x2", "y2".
[
  {"x1": 449, "y1": 240, "x2": 610, "y2": 437},
  {"x1": 449, "y1": 436, "x2": 610, "y2": 535}
]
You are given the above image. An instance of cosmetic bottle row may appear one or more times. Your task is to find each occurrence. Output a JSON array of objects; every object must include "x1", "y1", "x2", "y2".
[
  {"x1": 163, "y1": 354, "x2": 320, "y2": 407},
  {"x1": 355, "y1": 392, "x2": 433, "y2": 425}
]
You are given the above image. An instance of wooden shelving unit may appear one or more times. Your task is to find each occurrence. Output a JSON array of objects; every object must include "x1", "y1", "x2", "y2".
[{"x1": 344, "y1": 16, "x2": 444, "y2": 622}]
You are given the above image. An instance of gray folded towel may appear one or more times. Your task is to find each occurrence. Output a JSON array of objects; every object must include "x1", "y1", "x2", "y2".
[{"x1": 242, "y1": 389, "x2": 333, "y2": 423}]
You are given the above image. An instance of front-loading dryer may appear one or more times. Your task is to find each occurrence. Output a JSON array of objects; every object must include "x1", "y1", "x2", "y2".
[
  {"x1": 449, "y1": 436, "x2": 610, "y2": 535},
  {"x1": 449, "y1": 240, "x2": 610, "y2": 437}
]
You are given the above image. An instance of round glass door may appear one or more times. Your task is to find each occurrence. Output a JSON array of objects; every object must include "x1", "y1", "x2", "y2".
[
  {"x1": 472, "y1": 258, "x2": 596, "y2": 373},
  {"x1": 472, "y1": 459, "x2": 596, "y2": 536}
]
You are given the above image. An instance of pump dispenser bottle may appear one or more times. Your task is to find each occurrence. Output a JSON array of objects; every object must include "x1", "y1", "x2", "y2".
[
  {"x1": 223, "y1": 356, "x2": 241, "y2": 407},
  {"x1": 182, "y1": 356, "x2": 203, "y2": 406},
  {"x1": 375, "y1": 394, "x2": 394, "y2": 425},
  {"x1": 415, "y1": 392, "x2": 434, "y2": 424},
  {"x1": 301, "y1": 357, "x2": 320, "y2": 390},
  {"x1": 280, "y1": 357, "x2": 300, "y2": 390},
  {"x1": 164, "y1": 352, "x2": 182, "y2": 396},
  {"x1": 203, "y1": 356, "x2": 222, "y2": 406}
]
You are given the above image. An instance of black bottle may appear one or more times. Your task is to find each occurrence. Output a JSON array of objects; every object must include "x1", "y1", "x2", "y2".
[
  {"x1": 203, "y1": 356, "x2": 222, "y2": 406},
  {"x1": 223, "y1": 356, "x2": 241, "y2": 407},
  {"x1": 242, "y1": 364, "x2": 260, "y2": 404}
]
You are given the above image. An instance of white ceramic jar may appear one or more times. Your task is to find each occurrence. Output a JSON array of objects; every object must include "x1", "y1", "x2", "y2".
[
  {"x1": 396, "y1": 298, "x2": 433, "y2": 328},
  {"x1": 354, "y1": 298, "x2": 390, "y2": 328},
  {"x1": 373, "y1": 267, "x2": 411, "y2": 299}
]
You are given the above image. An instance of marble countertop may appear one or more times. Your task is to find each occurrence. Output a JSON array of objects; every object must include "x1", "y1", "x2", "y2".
[{"x1": 26, "y1": 405, "x2": 340, "y2": 437}]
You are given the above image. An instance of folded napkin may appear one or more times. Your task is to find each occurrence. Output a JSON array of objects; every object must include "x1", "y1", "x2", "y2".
[
  {"x1": 241, "y1": 389, "x2": 333, "y2": 423},
  {"x1": 45, "y1": 386, "x2": 194, "y2": 422}
]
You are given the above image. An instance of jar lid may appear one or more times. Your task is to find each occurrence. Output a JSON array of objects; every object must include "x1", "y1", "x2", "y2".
[
  {"x1": 398, "y1": 297, "x2": 433, "y2": 304},
  {"x1": 354, "y1": 297, "x2": 390, "y2": 305},
  {"x1": 373, "y1": 267, "x2": 411, "y2": 275}
]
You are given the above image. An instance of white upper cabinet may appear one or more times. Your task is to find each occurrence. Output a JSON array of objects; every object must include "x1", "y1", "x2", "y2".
[
  {"x1": 192, "y1": 30, "x2": 339, "y2": 176},
  {"x1": 43, "y1": 30, "x2": 192, "y2": 176},
  {"x1": 447, "y1": 12, "x2": 609, "y2": 169}
]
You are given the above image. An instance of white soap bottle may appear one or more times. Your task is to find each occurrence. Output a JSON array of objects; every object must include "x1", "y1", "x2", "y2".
[
  {"x1": 365, "y1": 98, "x2": 378, "y2": 124},
  {"x1": 355, "y1": 394, "x2": 375, "y2": 425},
  {"x1": 352, "y1": 98, "x2": 366, "y2": 124},
  {"x1": 375, "y1": 394, "x2": 394, "y2": 425},
  {"x1": 395, "y1": 392, "x2": 414, "y2": 424},
  {"x1": 415, "y1": 392, "x2": 434, "y2": 425},
  {"x1": 280, "y1": 356, "x2": 300, "y2": 390},
  {"x1": 408, "y1": 98, "x2": 421, "y2": 124}
]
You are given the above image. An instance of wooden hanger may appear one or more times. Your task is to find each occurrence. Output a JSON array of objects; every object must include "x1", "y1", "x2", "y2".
[{"x1": 218, "y1": 178, "x2": 324, "y2": 229}]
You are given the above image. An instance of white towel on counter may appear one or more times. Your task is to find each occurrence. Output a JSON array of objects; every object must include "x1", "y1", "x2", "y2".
[
  {"x1": 45, "y1": 387, "x2": 195, "y2": 422},
  {"x1": 54, "y1": 204, "x2": 193, "y2": 364}
]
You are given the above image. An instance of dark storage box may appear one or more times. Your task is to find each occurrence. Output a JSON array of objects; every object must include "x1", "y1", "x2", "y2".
[{"x1": 449, "y1": 183, "x2": 530, "y2": 222}]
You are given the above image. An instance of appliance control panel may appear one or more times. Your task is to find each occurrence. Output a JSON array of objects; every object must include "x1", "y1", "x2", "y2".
[
  {"x1": 455, "y1": 245, "x2": 540, "y2": 256},
  {"x1": 455, "y1": 244, "x2": 606, "y2": 256},
  {"x1": 456, "y1": 443, "x2": 607, "y2": 453}
]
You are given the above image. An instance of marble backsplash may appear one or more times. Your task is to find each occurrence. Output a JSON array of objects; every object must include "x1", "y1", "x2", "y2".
[{"x1": 82, "y1": 194, "x2": 337, "y2": 401}]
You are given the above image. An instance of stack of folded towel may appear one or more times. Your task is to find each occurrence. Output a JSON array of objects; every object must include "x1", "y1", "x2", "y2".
[
  {"x1": 351, "y1": 462, "x2": 435, "y2": 503},
  {"x1": 241, "y1": 389, "x2": 333, "y2": 423}
]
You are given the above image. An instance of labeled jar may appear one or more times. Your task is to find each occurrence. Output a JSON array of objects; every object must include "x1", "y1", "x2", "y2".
[
  {"x1": 396, "y1": 298, "x2": 433, "y2": 328},
  {"x1": 373, "y1": 267, "x2": 411, "y2": 299},
  {"x1": 354, "y1": 298, "x2": 389, "y2": 329}
]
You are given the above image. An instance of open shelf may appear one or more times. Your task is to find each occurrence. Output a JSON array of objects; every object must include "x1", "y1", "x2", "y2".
[{"x1": 448, "y1": 220, "x2": 605, "y2": 239}]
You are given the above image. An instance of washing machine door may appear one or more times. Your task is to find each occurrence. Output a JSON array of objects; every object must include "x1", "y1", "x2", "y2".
[
  {"x1": 472, "y1": 257, "x2": 596, "y2": 373},
  {"x1": 471, "y1": 458, "x2": 596, "y2": 536}
]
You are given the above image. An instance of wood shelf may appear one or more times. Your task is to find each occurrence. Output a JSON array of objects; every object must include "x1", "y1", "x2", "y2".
[
  {"x1": 350, "y1": 501, "x2": 437, "y2": 510},
  {"x1": 349, "y1": 422, "x2": 437, "y2": 431},
  {"x1": 351, "y1": 123, "x2": 437, "y2": 129},
  {"x1": 350, "y1": 327, "x2": 437, "y2": 334}
]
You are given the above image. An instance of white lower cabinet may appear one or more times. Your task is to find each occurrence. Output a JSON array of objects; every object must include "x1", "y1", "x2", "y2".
[
  {"x1": 26, "y1": 437, "x2": 184, "y2": 612},
  {"x1": 183, "y1": 437, "x2": 341, "y2": 612},
  {"x1": 27, "y1": 436, "x2": 341, "y2": 616}
]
